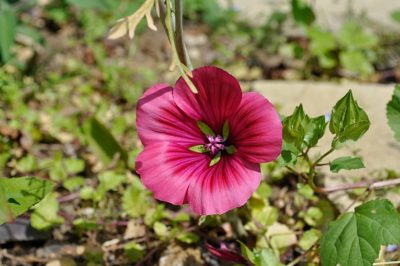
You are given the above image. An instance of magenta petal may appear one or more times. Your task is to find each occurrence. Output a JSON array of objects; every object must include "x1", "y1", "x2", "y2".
[
  {"x1": 135, "y1": 143, "x2": 208, "y2": 205},
  {"x1": 136, "y1": 83, "x2": 203, "y2": 146},
  {"x1": 206, "y1": 243, "x2": 248, "y2": 264},
  {"x1": 187, "y1": 155, "x2": 261, "y2": 215},
  {"x1": 174, "y1": 66, "x2": 242, "y2": 132},
  {"x1": 229, "y1": 92, "x2": 282, "y2": 163}
]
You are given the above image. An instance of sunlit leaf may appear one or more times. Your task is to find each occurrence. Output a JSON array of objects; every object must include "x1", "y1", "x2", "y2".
[
  {"x1": 0, "y1": 177, "x2": 53, "y2": 225},
  {"x1": 329, "y1": 90, "x2": 370, "y2": 148},
  {"x1": 320, "y1": 199, "x2": 400, "y2": 266},
  {"x1": 30, "y1": 192, "x2": 64, "y2": 230},
  {"x1": 329, "y1": 156, "x2": 365, "y2": 173}
]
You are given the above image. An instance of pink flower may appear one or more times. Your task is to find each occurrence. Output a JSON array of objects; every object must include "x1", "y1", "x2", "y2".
[{"x1": 135, "y1": 66, "x2": 282, "y2": 215}]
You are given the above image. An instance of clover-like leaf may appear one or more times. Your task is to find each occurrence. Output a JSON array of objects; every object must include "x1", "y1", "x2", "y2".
[{"x1": 320, "y1": 199, "x2": 400, "y2": 266}]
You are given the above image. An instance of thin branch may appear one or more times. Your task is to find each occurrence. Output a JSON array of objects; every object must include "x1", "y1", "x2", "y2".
[
  {"x1": 312, "y1": 148, "x2": 334, "y2": 167},
  {"x1": 316, "y1": 177, "x2": 400, "y2": 194}
]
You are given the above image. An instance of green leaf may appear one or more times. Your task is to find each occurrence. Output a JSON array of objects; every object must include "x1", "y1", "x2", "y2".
[
  {"x1": 307, "y1": 26, "x2": 336, "y2": 56},
  {"x1": 320, "y1": 199, "x2": 400, "y2": 266},
  {"x1": 277, "y1": 141, "x2": 300, "y2": 167},
  {"x1": 253, "y1": 248, "x2": 282, "y2": 266},
  {"x1": 176, "y1": 232, "x2": 200, "y2": 244},
  {"x1": 64, "y1": 158, "x2": 85, "y2": 175},
  {"x1": 209, "y1": 151, "x2": 221, "y2": 167},
  {"x1": 238, "y1": 240, "x2": 256, "y2": 263},
  {"x1": 124, "y1": 241, "x2": 146, "y2": 263},
  {"x1": 80, "y1": 186, "x2": 95, "y2": 200},
  {"x1": 340, "y1": 50, "x2": 374, "y2": 76},
  {"x1": 338, "y1": 21, "x2": 378, "y2": 50},
  {"x1": 123, "y1": 181, "x2": 150, "y2": 218},
  {"x1": 153, "y1": 221, "x2": 169, "y2": 238},
  {"x1": 83, "y1": 117, "x2": 127, "y2": 165},
  {"x1": 30, "y1": 192, "x2": 64, "y2": 230},
  {"x1": 73, "y1": 218, "x2": 98, "y2": 230},
  {"x1": 63, "y1": 176, "x2": 84, "y2": 192},
  {"x1": 94, "y1": 171, "x2": 126, "y2": 201},
  {"x1": 283, "y1": 104, "x2": 307, "y2": 147},
  {"x1": 391, "y1": 10, "x2": 400, "y2": 23},
  {"x1": 188, "y1": 145, "x2": 208, "y2": 153},
  {"x1": 291, "y1": 0, "x2": 315, "y2": 25},
  {"x1": 0, "y1": 3, "x2": 17, "y2": 62},
  {"x1": 197, "y1": 121, "x2": 215, "y2": 136},
  {"x1": 222, "y1": 120, "x2": 229, "y2": 140},
  {"x1": 387, "y1": 85, "x2": 400, "y2": 142},
  {"x1": 299, "y1": 229, "x2": 321, "y2": 250},
  {"x1": 304, "y1": 115, "x2": 327, "y2": 147},
  {"x1": 329, "y1": 90, "x2": 370, "y2": 148},
  {"x1": 329, "y1": 156, "x2": 365, "y2": 173},
  {"x1": 283, "y1": 105, "x2": 326, "y2": 149},
  {"x1": 0, "y1": 177, "x2": 53, "y2": 225}
]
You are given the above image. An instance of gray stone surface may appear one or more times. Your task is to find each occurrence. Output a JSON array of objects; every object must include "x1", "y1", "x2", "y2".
[
  {"x1": 220, "y1": 0, "x2": 400, "y2": 31},
  {"x1": 253, "y1": 80, "x2": 400, "y2": 175}
]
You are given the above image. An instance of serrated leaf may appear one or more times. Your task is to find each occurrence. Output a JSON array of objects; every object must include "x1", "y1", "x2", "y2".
[
  {"x1": 0, "y1": 177, "x2": 53, "y2": 225},
  {"x1": 83, "y1": 117, "x2": 127, "y2": 165},
  {"x1": 0, "y1": 3, "x2": 17, "y2": 62},
  {"x1": 329, "y1": 90, "x2": 370, "y2": 148},
  {"x1": 283, "y1": 105, "x2": 326, "y2": 149},
  {"x1": 197, "y1": 121, "x2": 215, "y2": 136},
  {"x1": 386, "y1": 85, "x2": 400, "y2": 142},
  {"x1": 283, "y1": 104, "x2": 307, "y2": 147},
  {"x1": 329, "y1": 156, "x2": 365, "y2": 173},
  {"x1": 320, "y1": 199, "x2": 400, "y2": 266}
]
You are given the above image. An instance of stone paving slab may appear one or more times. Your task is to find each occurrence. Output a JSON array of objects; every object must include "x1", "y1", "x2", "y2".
[{"x1": 253, "y1": 80, "x2": 400, "y2": 175}]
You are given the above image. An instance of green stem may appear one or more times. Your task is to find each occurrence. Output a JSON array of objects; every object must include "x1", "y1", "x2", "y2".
[
  {"x1": 312, "y1": 148, "x2": 334, "y2": 167},
  {"x1": 174, "y1": 0, "x2": 192, "y2": 70},
  {"x1": 164, "y1": 0, "x2": 197, "y2": 93}
]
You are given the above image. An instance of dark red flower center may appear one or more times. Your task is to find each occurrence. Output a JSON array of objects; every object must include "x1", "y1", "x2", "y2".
[{"x1": 205, "y1": 135, "x2": 225, "y2": 155}]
